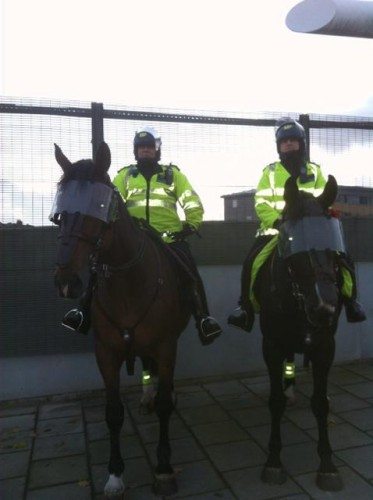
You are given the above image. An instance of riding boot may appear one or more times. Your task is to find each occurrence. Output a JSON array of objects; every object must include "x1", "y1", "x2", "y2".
[
  {"x1": 227, "y1": 298, "x2": 255, "y2": 333},
  {"x1": 190, "y1": 281, "x2": 222, "y2": 346},
  {"x1": 344, "y1": 299, "x2": 366, "y2": 323},
  {"x1": 61, "y1": 276, "x2": 94, "y2": 334}
]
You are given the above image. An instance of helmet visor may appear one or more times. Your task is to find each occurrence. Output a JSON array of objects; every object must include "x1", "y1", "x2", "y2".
[
  {"x1": 278, "y1": 216, "x2": 346, "y2": 258},
  {"x1": 49, "y1": 180, "x2": 114, "y2": 223}
]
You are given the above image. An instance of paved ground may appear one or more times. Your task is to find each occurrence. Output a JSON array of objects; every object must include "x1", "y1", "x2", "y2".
[{"x1": 1, "y1": 360, "x2": 373, "y2": 500}]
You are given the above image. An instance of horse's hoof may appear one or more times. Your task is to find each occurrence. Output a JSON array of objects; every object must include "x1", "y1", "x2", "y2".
[
  {"x1": 261, "y1": 466, "x2": 287, "y2": 484},
  {"x1": 316, "y1": 471, "x2": 343, "y2": 491},
  {"x1": 104, "y1": 474, "x2": 125, "y2": 497},
  {"x1": 152, "y1": 473, "x2": 178, "y2": 496}
]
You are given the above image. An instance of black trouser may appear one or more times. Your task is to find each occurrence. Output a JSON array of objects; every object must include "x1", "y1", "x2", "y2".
[{"x1": 168, "y1": 240, "x2": 210, "y2": 317}]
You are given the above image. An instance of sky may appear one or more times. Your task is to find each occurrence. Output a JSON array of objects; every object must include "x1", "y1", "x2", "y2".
[
  {"x1": 1, "y1": 0, "x2": 373, "y2": 224},
  {"x1": 1, "y1": 0, "x2": 373, "y2": 116}
]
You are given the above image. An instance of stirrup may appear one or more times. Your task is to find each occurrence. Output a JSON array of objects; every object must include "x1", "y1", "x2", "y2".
[
  {"x1": 227, "y1": 306, "x2": 254, "y2": 333},
  {"x1": 198, "y1": 316, "x2": 222, "y2": 345},
  {"x1": 61, "y1": 308, "x2": 90, "y2": 334}
]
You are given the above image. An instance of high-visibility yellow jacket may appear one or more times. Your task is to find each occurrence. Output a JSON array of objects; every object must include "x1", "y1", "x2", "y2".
[
  {"x1": 113, "y1": 163, "x2": 203, "y2": 242},
  {"x1": 255, "y1": 161, "x2": 326, "y2": 237}
]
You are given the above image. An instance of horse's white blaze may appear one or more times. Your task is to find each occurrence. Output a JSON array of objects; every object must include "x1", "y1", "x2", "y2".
[
  {"x1": 104, "y1": 474, "x2": 125, "y2": 496},
  {"x1": 62, "y1": 284, "x2": 69, "y2": 297}
]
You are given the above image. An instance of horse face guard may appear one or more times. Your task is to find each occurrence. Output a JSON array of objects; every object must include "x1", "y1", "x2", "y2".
[
  {"x1": 50, "y1": 179, "x2": 118, "y2": 297},
  {"x1": 277, "y1": 216, "x2": 345, "y2": 328}
]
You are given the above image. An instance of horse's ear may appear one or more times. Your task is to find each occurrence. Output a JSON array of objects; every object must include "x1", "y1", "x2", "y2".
[
  {"x1": 54, "y1": 144, "x2": 72, "y2": 173},
  {"x1": 284, "y1": 176, "x2": 299, "y2": 205},
  {"x1": 318, "y1": 175, "x2": 338, "y2": 209},
  {"x1": 95, "y1": 142, "x2": 111, "y2": 173}
]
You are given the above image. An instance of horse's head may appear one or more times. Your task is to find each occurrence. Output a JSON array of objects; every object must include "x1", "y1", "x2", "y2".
[
  {"x1": 278, "y1": 175, "x2": 344, "y2": 329},
  {"x1": 50, "y1": 142, "x2": 114, "y2": 298}
]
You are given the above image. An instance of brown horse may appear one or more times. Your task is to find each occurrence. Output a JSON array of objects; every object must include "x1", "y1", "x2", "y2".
[{"x1": 51, "y1": 142, "x2": 191, "y2": 496}]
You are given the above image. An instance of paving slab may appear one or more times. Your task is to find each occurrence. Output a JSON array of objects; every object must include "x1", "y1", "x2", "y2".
[
  {"x1": 336, "y1": 444, "x2": 373, "y2": 480},
  {"x1": 213, "y1": 391, "x2": 265, "y2": 411},
  {"x1": 36, "y1": 415, "x2": 83, "y2": 437},
  {"x1": 342, "y1": 381, "x2": 373, "y2": 399},
  {"x1": 0, "y1": 450, "x2": 30, "y2": 479},
  {"x1": 328, "y1": 367, "x2": 369, "y2": 386},
  {"x1": 145, "y1": 436, "x2": 205, "y2": 466},
  {"x1": 89, "y1": 434, "x2": 145, "y2": 465},
  {"x1": 0, "y1": 477, "x2": 25, "y2": 500},
  {"x1": 137, "y1": 416, "x2": 190, "y2": 444},
  {"x1": 339, "y1": 407, "x2": 373, "y2": 431},
  {"x1": 27, "y1": 481, "x2": 92, "y2": 499},
  {"x1": 38, "y1": 402, "x2": 82, "y2": 420},
  {"x1": 33, "y1": 433, "x2": 86, "y2": 460},
  {"x1": 28, "y1": 454, "x2": 88, "y2": 489},
  {"x1": 0, "y1": 414, "x2": 35, "y2": 433},
  {"x1": 223, "y1": 465, "x2": 303, "y2": 499},
  {"x1": 87, "y1": 418, "x2": 135, "y2": 441},
  {"x1": 0, "y1": 429, "x2": 33, "y2": 454},
  {"x1": 295, "y1": 465, "x2": 373, "y2": 499},
  {"x1": 191, "y1": 420, "x2": 248, "y2": 446},
  {"x1": 203, "y1": 380, "x2": 248, "y2": 396},
  {"x1": 246, "y1": 421, "x2": 312, "y2": 450},
  {"x1": 286, "y1": 408, "x2": 341, "y2": 430},
  {"x1": 171, "y1": 460, "x2": 226, "y2": 498},
  {"x1": 0, "y1": 406, "x2": 37, "y2": 418},
  {"x1": 177, "y1": 404, "x2": 229, "y2": 426},
  {"x1": 280, "y1": 441, "x2": 342, "y2": 476},
  {"x1": 205, "y1": 439, "x2": 266, "y2": 472},
  {"x1": 344, "y1": 362, "x2": 373, "y2": 380},
  {"x1": 307, "y1": 422, "x2": 373, "y2": 450},
  {"x1": 229, "y1": 406, "x2": 272, "y2": 428},
  {"x1": 175, "y1": 390, "x2": 216, "y2": 409}
]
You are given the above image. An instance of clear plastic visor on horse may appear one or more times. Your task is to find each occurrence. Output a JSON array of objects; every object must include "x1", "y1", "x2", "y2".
[
  {"x1": 49, "y1": 180, "x2": 114, "y2": 223},
  {"x1": 278, "y1": 216, "x2": 346, "y2": 258}
]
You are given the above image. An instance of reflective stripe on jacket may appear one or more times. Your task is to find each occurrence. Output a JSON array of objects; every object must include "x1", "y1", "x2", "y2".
[
  {"x1": 112, "y1": 164, "x2": 203, "y2": 242},
  {"x1": 255, "y1": 161, "x2": 326, "y2": 237}
]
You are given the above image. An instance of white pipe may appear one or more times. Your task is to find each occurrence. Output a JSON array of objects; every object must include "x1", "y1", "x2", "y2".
[{"x1": 286, "y1": 0, "x2": 373, "y2": 39}]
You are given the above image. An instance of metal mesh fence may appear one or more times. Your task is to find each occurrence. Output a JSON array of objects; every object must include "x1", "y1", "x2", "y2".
[{"x1": 1, "y1": 97, "x2": 373, "y2": 357}]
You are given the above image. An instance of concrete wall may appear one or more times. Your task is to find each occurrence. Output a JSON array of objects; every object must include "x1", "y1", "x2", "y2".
[{"x1": 1, "y1": 263, "x2": 372, "y2": 401}]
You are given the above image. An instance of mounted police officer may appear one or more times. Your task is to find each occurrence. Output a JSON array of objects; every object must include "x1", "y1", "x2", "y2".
[
  {"x1": 228, "y1": 117, "x2": 366, "y2": 332},
  {"x1": 62, "y1": 126, "x2": 222, "y2": 345}
]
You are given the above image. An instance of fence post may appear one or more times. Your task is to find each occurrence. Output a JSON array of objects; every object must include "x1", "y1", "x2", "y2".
[
  {"x1": 91, "y1": 102, "x2": 104, "y2": 160},
  {"x1": 299, "y1": 114, "x2": 310, "y2": 161}
]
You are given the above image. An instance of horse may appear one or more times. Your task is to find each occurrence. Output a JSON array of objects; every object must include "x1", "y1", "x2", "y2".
[
  {"x1": 254, "y1": 174, "x2": 345, "y2": 491},
  {"x1": 51, "y1": 142, "x2": 191, "y2": 497}
]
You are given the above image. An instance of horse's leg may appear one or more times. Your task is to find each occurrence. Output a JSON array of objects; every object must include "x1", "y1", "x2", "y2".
[
  {"x1": 140, "y1": 356, "x2": 157, "y2": 415},
  {"x1": 261, "y1": 337, "x2": 287, "y2": 485},
  {"x1": 310, "y1": 340, "x2": 343, "y2": 491},
  {"x1": 95, "y1": 342, "x2": 126, "y2": 497},
  {"x1": 152, "y1": 351, "x2": 178, "y2": 496}
]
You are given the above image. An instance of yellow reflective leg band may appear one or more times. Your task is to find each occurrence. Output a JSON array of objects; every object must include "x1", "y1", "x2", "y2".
[
  {"x1": 283, "y1": 362, "x2": 295, "y2": 380},
  {"x1": 142, "y1": 370, "x2": 152, "y2": 386}
]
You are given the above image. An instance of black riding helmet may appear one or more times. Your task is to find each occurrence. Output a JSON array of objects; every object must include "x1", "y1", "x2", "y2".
[
  {"x1": 275, "y1": 118, "x2": 306, "y2": 155},
  {"x1": 133, "y1": 127, "x2": 162, "y2": 161}
]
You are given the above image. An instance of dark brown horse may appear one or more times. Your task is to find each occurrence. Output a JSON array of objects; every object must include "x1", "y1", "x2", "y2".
[
  {"x1": 51, "y1": 142, "x2": 190, "y2": 496},
  {"x1": 255, "y1": 175, "x2": 344, "y2": 491}
]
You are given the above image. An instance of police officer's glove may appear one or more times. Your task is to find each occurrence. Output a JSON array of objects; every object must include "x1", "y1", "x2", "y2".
[
  {"x1": 273, "y1": 218, "x2": 282, "y2": 230},
  {"x1": 172, "y1": 223, "x2": 196, "y2": 241}
]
